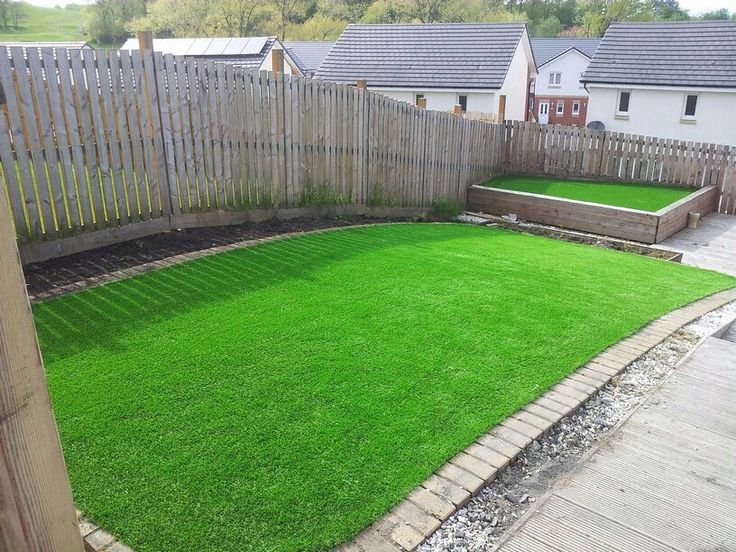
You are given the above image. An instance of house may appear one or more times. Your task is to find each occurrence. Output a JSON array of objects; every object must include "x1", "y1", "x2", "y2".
[
  {"x1": 285, "y1": 41, "x2": 334, "y2": 76},
  {"x1": 314, "y1": 23, "x2": 537, "y2": 121},
  {"x1": 119, "y1": 37, "x2": 302, "y2": 75},
  {"x1": 0, "y1": 41, "x2": 92, "y2": 51},
  {"x1": 582, "y1": 21, "x2": 736, "y2": 145},
  {"x1": 530, "y1": 38, "x2": 599, "y2": 126}
]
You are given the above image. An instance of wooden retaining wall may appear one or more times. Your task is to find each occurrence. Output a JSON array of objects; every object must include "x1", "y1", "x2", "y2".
[
  {"x1": 0, "y1": 47, "x2": 506, "y2": 262},
  {"x1": 504, "y1": 121, "x2": 736, "y2": 216},
  {"x1": 467, "y1": 184, "x2": 719, "y2": 244}
]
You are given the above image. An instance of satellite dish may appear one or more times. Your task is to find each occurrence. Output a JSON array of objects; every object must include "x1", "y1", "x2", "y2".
[{"x1": 587, "y1": 120, "x2": 606, "y2": 130}]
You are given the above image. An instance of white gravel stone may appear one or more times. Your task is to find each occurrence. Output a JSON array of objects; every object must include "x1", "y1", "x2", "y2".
[
  {"x1": 455, "y1": 214, "x2": 490, "y2": 225},
  {"x1": 684, "y1": 300, "x2": 736, "y2": 337},
  {"x1": 420, "y1": 302, "x2": 735, "y2": 552}
]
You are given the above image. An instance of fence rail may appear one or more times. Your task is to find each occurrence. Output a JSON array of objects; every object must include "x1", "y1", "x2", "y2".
[
  {"x1": 0, "y1": 47, "x2": 505, "y2": 257},
  {"x1": 503, "y1": 121, "x2": 736, "y2": 215},
  {"x1": 1, "y1": 48, "x2": 735, "y2": 264}
]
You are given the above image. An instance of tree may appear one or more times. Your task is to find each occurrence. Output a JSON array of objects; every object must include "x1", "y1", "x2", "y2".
[
  {"x1": 289, "y1": 12, "x2": 346, "y2": 38},
  {"x1": 699, "y1": 8, "x2": 731, "y2": 20},
  {"x1": 85, "y1": 0, "x2": 146, "y2": 44},
  {"x1": 215, "y1": 0, "x2": 272, "y2": 36},
  {"x1": 272, "y1": 0, "x2": 315, "y2": 38},
  {"x1": 9, "y1": 0, "x2": 22, "y2": 28},
  {"x1": 649, "y1": 0, "x2": 688, "y2": 21},
  {"x1": 360, "y1": 0, "x2": 411, "y2": 23},
  {"x1": 411, "y1": 0, "x2": 445, "y2": 22},
  {"x1": 529, "y1": 15, "x2": 563, "y2": 36}
]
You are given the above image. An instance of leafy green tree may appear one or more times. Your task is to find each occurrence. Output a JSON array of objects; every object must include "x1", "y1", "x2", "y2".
[
  {"x1": 85, "y1": 0, "x2": 146, "y2": 44},
  {"x1": 529, "y1": 15, "x2": 563, "y2": 36},
  {"x1": 699, "y1": 8, "x2": 732, "y2": 20}
]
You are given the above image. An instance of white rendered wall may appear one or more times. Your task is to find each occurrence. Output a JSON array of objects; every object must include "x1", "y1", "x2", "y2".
[
  {"x1": 586, "y1": 86, "x2": 736, "y2": 145},
  {"x1": 497, "y1": 35, "x2": 534, "y2": 121},
  {"x1": 535, "y1": 50, "x2": 590, "y2": 97},
  {"x1": 259, "y1": 45, "x2": 296, "y2": 75}
]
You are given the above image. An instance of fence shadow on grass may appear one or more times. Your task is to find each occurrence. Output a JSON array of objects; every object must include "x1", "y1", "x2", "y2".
[{"x1": 33, "y1": 223, "x2": 481, "y2": 361}]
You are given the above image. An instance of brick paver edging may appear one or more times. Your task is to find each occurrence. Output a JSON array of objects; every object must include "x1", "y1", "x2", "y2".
[{"x1": 336, "y1": 288, "x2": 736, "y2": 552}]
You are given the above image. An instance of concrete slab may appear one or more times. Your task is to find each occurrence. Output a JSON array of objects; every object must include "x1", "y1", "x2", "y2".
[
  {"x1": 658, "y1": 213, "x2": 736, "y2": 276},
  {"x1": 496, "y1": 336, "x2": 736, "y2": 552}
]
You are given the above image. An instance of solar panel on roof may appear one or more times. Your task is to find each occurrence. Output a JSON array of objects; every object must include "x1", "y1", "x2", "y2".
[
  {"x1": 241, "y1": 37, "x2": 268, "y2": 55},
  {"x1": 204, "y1": 38, "x2": 231, "y2": 56},
  {"x1": 156, "y1": 38, "x2": 194, "y2": 56},
  {"x1": 185, "y1": 38, "x2": 214, "y2": 56},
  {"x1": 221, "y1": 38, "x2": 247, "y2": 56}
]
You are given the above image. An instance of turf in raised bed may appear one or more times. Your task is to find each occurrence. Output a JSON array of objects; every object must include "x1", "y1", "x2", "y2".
[
  {"x1": 483, "y1": 175, "x2": 694, "y2": 212},
  {"x1": 34, "y1": 223, "x2": 735, "y2": 552}
]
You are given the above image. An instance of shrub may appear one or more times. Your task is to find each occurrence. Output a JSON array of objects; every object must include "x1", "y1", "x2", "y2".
[{"x1": 430, "y1": 197, "x2": 464, "y2": 220}]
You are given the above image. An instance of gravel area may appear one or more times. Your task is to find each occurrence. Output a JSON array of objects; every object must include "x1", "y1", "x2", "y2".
[
  {"x1": 455, "y1": 214, "x2": 490, "y2": 225},
  {"x1": 420, "y1": 301, "x2": 736, "y2": 552}
]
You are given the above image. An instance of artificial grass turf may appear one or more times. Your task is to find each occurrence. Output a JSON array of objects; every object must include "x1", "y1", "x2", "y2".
[
  {"x1": 34, "y1": 224, "x2": 735, "y2": 552},
  {"x1": 483, "y1": 175, "x2": 695, "y2": 212}
]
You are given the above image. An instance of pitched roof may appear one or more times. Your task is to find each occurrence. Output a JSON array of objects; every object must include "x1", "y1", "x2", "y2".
[
  {"x1": 285, "y1": 41, "x2": 334, "y2": 75},
  {"x1": 0, "y1": 41, "x2": 90, "y2": 50},
  {"x1": 530, "y1": 38, "x2": 600, "y2": 66},
  {"x1": 581, "y1": 21, "x2": 736, "y2": 89},
  {"x1": 119, "y1": 37, "x2": 277, "y2": 70},
  {"x1": 314, "y1": 23, "x2": 527, "y2": 89}
]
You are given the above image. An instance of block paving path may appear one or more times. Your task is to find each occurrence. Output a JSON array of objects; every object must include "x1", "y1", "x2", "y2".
[{"x1": 494, "y1": 334, "x2": 736, "y2": 552}]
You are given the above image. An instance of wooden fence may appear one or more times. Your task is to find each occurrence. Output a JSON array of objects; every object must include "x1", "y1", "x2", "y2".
[
  {"x1": 504, "y1": 121, "x2": 736, "y2": 215},
  {"x1": 0, "y1": 46, "x2": 505, "y2": 261}
]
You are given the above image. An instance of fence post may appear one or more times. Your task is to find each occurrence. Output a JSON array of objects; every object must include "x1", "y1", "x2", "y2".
[
  {"x1": 138, "y1": 31, "x2": 177, "y2": 223},
  {"x1": 0, "y1": 177, "x2": 84, "y2": 550}
]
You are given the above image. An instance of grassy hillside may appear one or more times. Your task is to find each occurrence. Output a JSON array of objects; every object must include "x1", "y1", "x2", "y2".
[{"x1": 0, "y1": 3, "x2": 86, "y2": 42}]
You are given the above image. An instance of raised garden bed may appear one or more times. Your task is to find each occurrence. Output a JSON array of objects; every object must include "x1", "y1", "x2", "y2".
[{"x1": 468, "y1": 176, "x2": 719, "y2": 244}]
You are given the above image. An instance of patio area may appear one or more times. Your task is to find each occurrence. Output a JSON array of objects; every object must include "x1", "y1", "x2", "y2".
[{"x1": 658, "y1": 213, "x2": 736, "y2": 276}]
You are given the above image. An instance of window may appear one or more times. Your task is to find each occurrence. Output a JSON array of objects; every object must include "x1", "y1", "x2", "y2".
[
  {"x1": 548, "y1": 72, "x2": 562, "y2": 86},
  {"x1": 556, "y1": 101, "x2": 564, "y2": 115},
  {"x1": 415, "y1": 93, "x2": 425, "y2": 106},
  {"x1": 572, "y1": 102, "x2": 580, "y2": 116},
  {"x1": 683, "y1": 94, "x2": 698, "y2": 119},
  {"x1": 617, "y1": 91, "x2": 631, "y2": 115},
  {"x1": 458, "y1": 94, "x2": 468, "y2": 113}
]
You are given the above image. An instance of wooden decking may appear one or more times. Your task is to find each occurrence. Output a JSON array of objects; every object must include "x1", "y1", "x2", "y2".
[{"x1": 495, "y1": 335, "x2": 736, "y2": 552}]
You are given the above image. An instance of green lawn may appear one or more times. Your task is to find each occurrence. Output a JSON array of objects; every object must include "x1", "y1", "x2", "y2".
[
  {"x1": 0, "y1": 3, "x2": 86, "y2": 42},
  {"x1": 34, "y1": 224, "x2": 735, "y2": 552},
  {"x1": 483, "y1": 175, "x2": 695, "y2": 212}
]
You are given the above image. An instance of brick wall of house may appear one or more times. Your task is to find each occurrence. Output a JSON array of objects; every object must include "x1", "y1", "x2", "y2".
[{"x1": 534, "y1": 95, "x2": 589, "y2": 126}]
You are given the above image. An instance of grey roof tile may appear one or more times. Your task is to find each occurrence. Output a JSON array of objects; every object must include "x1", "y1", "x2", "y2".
[
  {"x1": 314, "y1": 23, "x2": 527, "y2": 89},
  {"x1": 531, "y1": 38, "x2": 600, "y2": 66},
  {"x1": 285, "y1": 41, "x2": 334, "y2": 75},
  {"x1": 581, "y1": 21, "x2": 736, "y2": 88}
]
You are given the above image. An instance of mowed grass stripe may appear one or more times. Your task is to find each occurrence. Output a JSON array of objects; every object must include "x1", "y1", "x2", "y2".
[
  {"x1": 482, "y1": 175, "x2": 695, "y2": 212},
  {"x1": 33, "y1": 224, "x2": 735, "y2": 551}
]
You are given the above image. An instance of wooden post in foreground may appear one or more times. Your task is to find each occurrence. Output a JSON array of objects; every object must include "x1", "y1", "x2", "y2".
[
  {"x1": 498, "y1": 95, "x2": 507, "y2": 122},
  {"x1": 356, "y1": 79, "x2": 367, "y2": 89},
  {"x1": 137, "y1": 30, "x2": 153, "y2": 51},
  {"x1": 452, "y1": 104, "x2": 462, "y2": 116},
  {"x1": 272, "y1": 48, "x2": 284, "y2": 74},
  {"x1": 0, "y1": 187, "x2": 83, "y2": 549}
]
